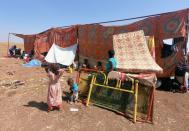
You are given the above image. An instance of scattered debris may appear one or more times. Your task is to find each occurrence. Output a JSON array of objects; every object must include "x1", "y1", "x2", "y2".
[
  {"x1": 0, "y1": 80, "x2": 25, "y2": 89},
  {"x1": 6, "y1": 71, "x2": 16, "y2": 76},
  {"x1": 70, "y1": 108, "x2": 79, "y2": 112}
]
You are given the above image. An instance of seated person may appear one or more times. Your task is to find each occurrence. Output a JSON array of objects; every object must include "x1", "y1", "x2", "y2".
[
  {"x1": 82, "y1": 59, "x2": 90, "y2": 68},
  {"x1": 20, "y1": 51, "x2": 25, "y2": 59},
  {"x1": 105, "y1": 50, "x2": 117, "y2": 73},
  {"x1": 15, "y1": 48, "x2": 21, "y2": 58},
  {"x1": 67, "y1": 78, "x2": 78, "y2": 104},
  {"x1": 174, "y1": 56, "x2": 189, "y2": 92},
  {"x1": 29, "y1": 49, "x2": 35, "y2": 59},
  {"x1": 23, "y1": 54, "x2": 31, "y2": 63},
  {"x1": 97, "y1": 61, "x2": 103, "y2": 71},
  {"x1": 9, "y1": 45, "x2": 17, "y2": 57},
  {"x1": 94, "y1": 61, "x2": 103, "y2": 71}
]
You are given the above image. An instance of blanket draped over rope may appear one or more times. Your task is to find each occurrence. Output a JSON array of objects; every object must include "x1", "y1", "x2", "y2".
[
  {"x1": 113, "y1": 30, "x2": 163, "y2": 73},
  {"x1": 45, "y1": 43, "x2": 78, "y2": 66}
]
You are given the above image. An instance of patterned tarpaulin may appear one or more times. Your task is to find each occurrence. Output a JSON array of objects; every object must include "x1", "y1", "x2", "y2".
[
  {"x1": 78, "y1": 9, "x2": 188, "y2": 77},
  {"x1": 13, "y1": 34, "x2": 36, "y2": 53},
  {"x1": 13, "y1": 26, "x2": 78, "y2": 60},
  {"x1": 113, "y1": 30, "x2": 163, "y2": 73}
]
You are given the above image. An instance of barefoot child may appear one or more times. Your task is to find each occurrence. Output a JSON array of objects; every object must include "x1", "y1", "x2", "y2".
[
  {"x1": 67, "y1": 78, "x2": 78, "y2": 104},
  {"x1": 47, "y1": 63, "x2": 64, "y2": 112}
]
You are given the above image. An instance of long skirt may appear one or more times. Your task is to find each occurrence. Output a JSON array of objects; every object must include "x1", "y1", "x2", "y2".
[{"x1": 47, "y1": 82, "x2": 62, "y2": 107}]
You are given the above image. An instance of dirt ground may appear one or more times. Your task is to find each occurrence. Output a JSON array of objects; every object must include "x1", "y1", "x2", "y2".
[{"x1": 0, "y1": 43, "x2": 189, "y2": 131}]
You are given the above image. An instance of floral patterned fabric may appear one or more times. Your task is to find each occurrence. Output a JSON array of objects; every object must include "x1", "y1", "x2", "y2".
[{"x1": 113, "y1": 30, "x2": 163, "y2": 73}]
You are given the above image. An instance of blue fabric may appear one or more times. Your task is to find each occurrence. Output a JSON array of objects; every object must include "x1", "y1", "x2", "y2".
[
  {"x1": 105, "y1": 58, "x2": 117, "y2": 71},
  {"x1": 72, "y1": 83, "x2": 78, "y2": 93},
  {"x1": 22, "y1": 59, "x2": 41, "y2": 67}
]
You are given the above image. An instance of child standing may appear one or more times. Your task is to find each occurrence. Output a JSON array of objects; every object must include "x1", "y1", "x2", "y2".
[
  {"x1": 47, "y1": 63, "x2": 64, "y2": 112},
  {"x1": 67, "y1": 78, "x2": 78, "y2": 104}
]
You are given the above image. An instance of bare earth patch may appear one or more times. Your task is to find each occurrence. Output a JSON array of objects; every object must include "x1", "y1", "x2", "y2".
[{"x1": 0, "y1": 43, "x2": 189, "y2": 131}]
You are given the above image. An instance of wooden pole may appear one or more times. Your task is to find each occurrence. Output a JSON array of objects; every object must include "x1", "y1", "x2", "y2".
[
  {"x1": 76, "y1": 26, "x2": 80, "y2": 70},
  {"x1": 134, "y1": 80, "x2": 139, "y2": 123},
  {"x1": 7, "y1": 33, "x2": 10, "y2": 56},
  {"x1": 146, "y1": 85, "x2": 155, "y2": 122}
]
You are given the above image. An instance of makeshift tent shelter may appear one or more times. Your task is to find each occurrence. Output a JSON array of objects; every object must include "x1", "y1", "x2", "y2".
[
  {"x1": 10, "y1": 8, "x2": 188, "y2": 123},
  {"x1": 11, "y1": 33, "x2": 36, "y2": 53},
  {"x1": 12, "y1": 8, "x2": 189, "y2": 78},
  {"x1": 78, "y1": 9, "x2": 189, "y2": 77},
  {"x1": 12, "y1": 26, "x2": 78, "y2": 60}
]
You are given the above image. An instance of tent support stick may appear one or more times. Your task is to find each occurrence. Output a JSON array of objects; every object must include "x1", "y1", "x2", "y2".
[
  {"x1": 146, "y1": 86, "x2": 155, "y2": 122},
  {"x1": 7, "y1": 33, "x2": 10, "y2": 56},
  {"x1": 133, "y1": 80, "x2": 139, "y2": 123},
  {"x1": 76, "y1": 27, "x2": 79, "y2": 70}
]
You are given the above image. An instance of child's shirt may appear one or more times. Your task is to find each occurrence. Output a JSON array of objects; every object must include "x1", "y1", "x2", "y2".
[
  {"x1": 105, "y1": 57, "x2": 117, "y2": 72},
  {"x1": 72, "y1": 83, "x2": 78, "y2": 93}
]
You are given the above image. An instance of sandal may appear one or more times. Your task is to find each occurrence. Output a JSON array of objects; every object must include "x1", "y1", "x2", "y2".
[
  {"x1": 47, "y1": 106, "x2": 53, "y2": 112},
  {"x1": 57, "y1": 105, "x2": 61, "y2": 110}
]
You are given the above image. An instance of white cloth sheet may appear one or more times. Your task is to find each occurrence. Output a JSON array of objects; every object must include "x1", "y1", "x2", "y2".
[{"x1": 45, "y1": 43, "x2": 78, "y2": 66}]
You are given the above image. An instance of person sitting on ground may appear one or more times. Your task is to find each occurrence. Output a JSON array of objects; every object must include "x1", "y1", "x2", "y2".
[
  {"x1": 67, "y1": 78, "x2": 78, "y2": 104},
  {"x1": 174, "y1": 56, "x2": 189, "y2": 92},
  {"x1": 15, "y1": 48, "x2": 21, "y2": 58},
  {"x1": 47, "y1": 63, "x2": 64, "y2": 112},
  {"x1": 97, "y1": 61, "x2": 103, "y2": 71},
  {"x1": 105, "y1": 50, "x2": 117, "y2": 73},
  {"x1": 20, "y1": 51, "x2": 25, "y2": 59},
  {"x1": 94, "y1": 61, "x2": 103, "y2": 71},
  {"x1": 82, "y1": 59, "x2": 90, "y2": 68},
  {"x1": 9, "y1": 45, "x2": 17, "y2": 57},
  {"x1": 23, "y1": 54, "x2": 31, "y2": 63},
  {"x1": 29, "y1": 49, "x2": 35, "y2": 59}
]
